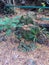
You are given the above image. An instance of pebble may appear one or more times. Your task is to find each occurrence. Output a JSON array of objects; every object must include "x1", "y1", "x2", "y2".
[
  {"x1": 0, "y1": 35, "x2": 7, "y2": 42},
  {"x1": 24, "y1": 59, "x2": 37, "y2": 65},
  {"x1": 37, "y1": 34, "x2": 46, "y2": 44},
  {"x1": 12, "y1": 55, "x2": 19, "y2": 60}
]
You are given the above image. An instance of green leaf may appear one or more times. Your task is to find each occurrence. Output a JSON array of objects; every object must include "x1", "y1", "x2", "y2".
[
  {"x1": 11, "y1": 24, "x2": 16, "y2": 28},
  {"x1": 0, "y1": 21, "x2": 6, "y2": 25},
  {"x1": 6, "y1": 30, "x2": 11, "y2": 36},
  {"x1": 16, "y1": 24, "x2": 24, "y2": 27},
  {"x1": 12, "y1": 19, "x2": 20, "y2": 23},
  {"x1": 0, "y1": 26, "x2": 4, "y2": 30}
]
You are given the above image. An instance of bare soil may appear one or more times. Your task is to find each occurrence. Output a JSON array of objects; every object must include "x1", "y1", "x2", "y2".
[{"x1": 0, "y1": 33, "x2": 49, "y2": 65}]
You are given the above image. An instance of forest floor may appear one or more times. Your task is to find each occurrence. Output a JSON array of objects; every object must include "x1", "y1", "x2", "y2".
[
  {"x1": 0, "y1": 33, "x2": 49, "y2": 65},
  {"x1": 0, "y1": 9, "x2": 49, "y2": 65}
]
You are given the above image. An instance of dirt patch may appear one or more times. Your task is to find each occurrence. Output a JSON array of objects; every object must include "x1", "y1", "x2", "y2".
[{"x1": 0, "y1": 33, "x2": 49, "y2": 65}]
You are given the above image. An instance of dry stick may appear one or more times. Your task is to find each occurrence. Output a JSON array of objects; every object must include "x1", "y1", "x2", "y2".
[{"x1": 13, "y1": 0, "x2": 16, "y2": 14}]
